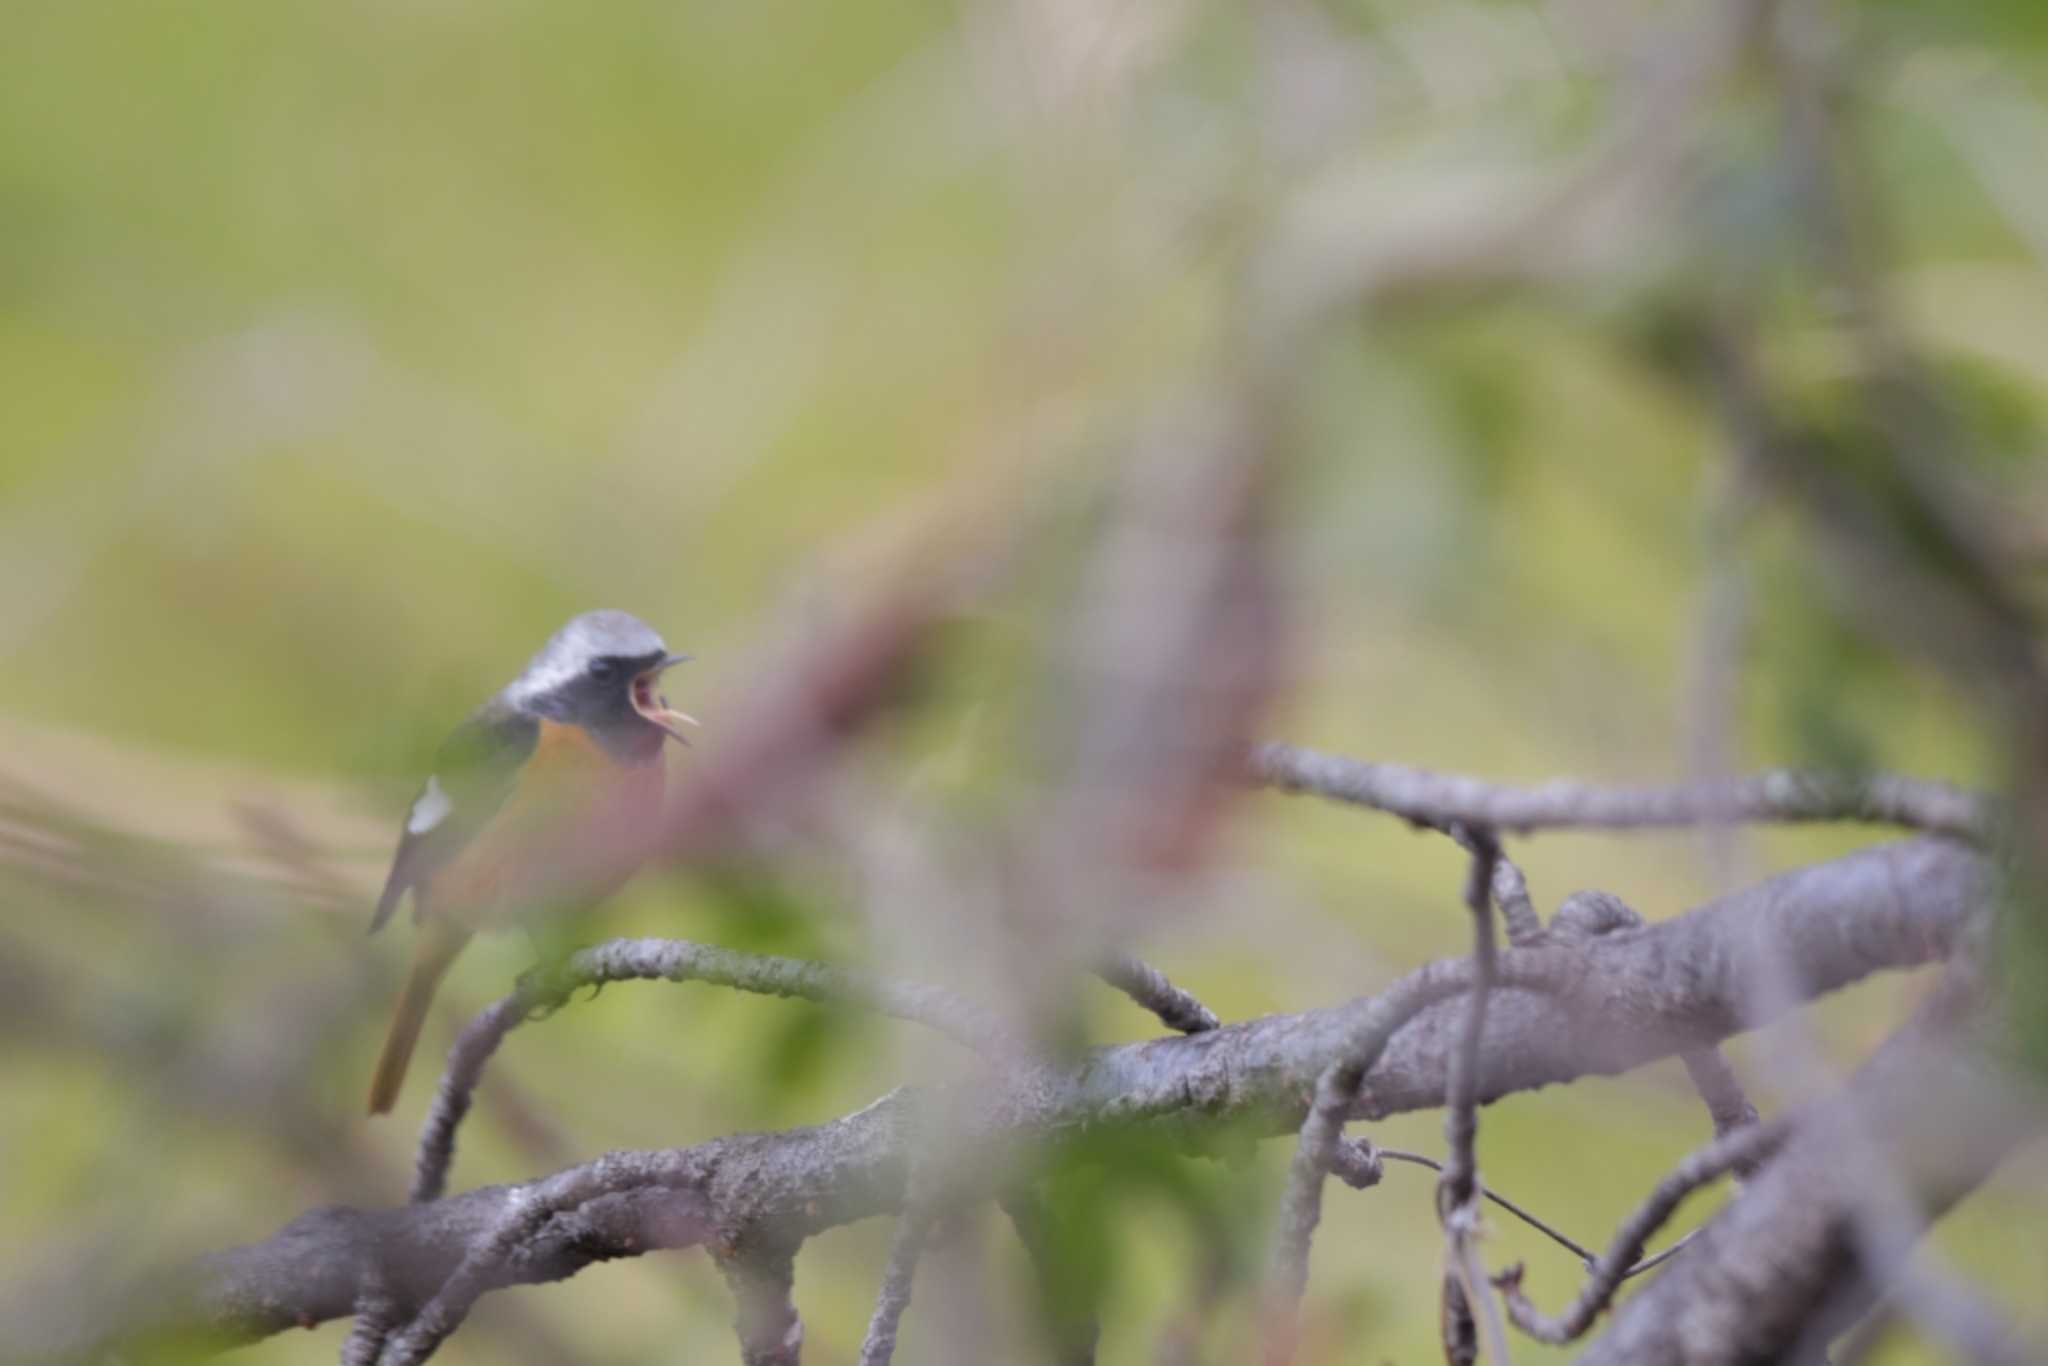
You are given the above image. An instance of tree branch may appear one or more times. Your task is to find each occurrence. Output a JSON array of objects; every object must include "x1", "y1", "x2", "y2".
[
  {"x1": 1097, "y1": 955, "x2": 1221, "y2": 1034},
  {"x1": 1579, "y1": 982, "x2": 2041, "y2": 1365},
  {"x1": 411, "y1": 937, "x2": 1013, "y2": 1203},
  {"x1": 1445, "y1": 1225, "x2": 1510, "y2": 1366},
  {"x1": 1265, "y1": 953, "x2": 1528, "y2": 1349},
  {"x1": 1680, "y1": 1049, "x2": 1761, "y2": 1144},
  {"x1": 1546, "y1": 888, "x2": 1762, "y2": 1153},
  {"x1": 1439, "y1": 830, "x2": 1501, "y2": 1214},
  {"x1": 1331, "y1": 1134, "x2": 1679, "y2": 1300},
  {"x1": 125, "y1": 838, "x2": 1985, "y2": 1356},
  {"x1": 374, "y1": 1154, "x2": 711, "y2": 1366},
  {"x1": 337, "y1": 1268, "x2": 399, "y2": 1366},
  {"x1": 1488, "y1": 853, "x2": 1546, "y2": 948},
  {"x1": 1439, "y1": 830, "x2": 1507, "y2": 1364},
  {"x1": 1249, "y1": 743, "x2": 1996, "y2": 844},
  {"x1": 717, "y1": 1244, "x2": 804, "y2": 1366},
  {"x1": 856, "y1": 1211, "x2": 930, "y2": 1366},
  {"x1": 1494, "y1": 1117, "x2": 1790, "y2": 1344}
]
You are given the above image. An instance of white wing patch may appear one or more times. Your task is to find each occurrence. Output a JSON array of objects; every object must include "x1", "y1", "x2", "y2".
[{"x1": 407, "y1": 775, "x2": 453, "y2": 834}]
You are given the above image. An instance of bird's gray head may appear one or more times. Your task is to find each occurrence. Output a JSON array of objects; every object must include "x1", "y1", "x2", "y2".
[{"x1": 505, "y1": 610, "x2": 696, "y2": 756}]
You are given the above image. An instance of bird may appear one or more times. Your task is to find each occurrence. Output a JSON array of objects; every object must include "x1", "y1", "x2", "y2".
[{"x1": 365, "y1": 610, "x2": 696, "y2": 1115}]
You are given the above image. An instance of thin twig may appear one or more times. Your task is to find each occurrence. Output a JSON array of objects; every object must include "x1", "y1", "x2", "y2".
[
  {"x1": 1444, "y1": 820, "x2": 1544, "y2": 948},
  {"x1": 1439, "y1": 830, "x2": 1501, "y2": 1214},
  {"x1": 1680, "y1": 1049, "x2": 1761, "y2": 1145},
  {"x1": 411, "y1": 937, "x2": 1012, "y2": 1203},
  {"x1": 718, "y1": 1245, "x2": 805, "y2": 1366},
  {"x1": 1266, "y1": 839, "x2": 1546, "y2": 1364},
  {"x1": 1379, "y1": 1149, "x2": 1590, "y2": 1267},
  {"x1": 857, "y1": 1211, "x2": 932, "y2": 1366},
  {"x1": 1487, "y1": 853, "x2": 1546, "y2": 948},
  {"x1": 1494, "y1": 1118, "x2": 1790, "y2": 1344},
  {"x1": 375, "y1": 1152, "x2": 714, "y2": 1366},
  {"x1": 337, "y1": 1268, "x2": 398, "y2": 1366},
  {"x1": 1440, "y1": 832, "x2": 1508, "y2": 1363},
  {"x1": 1381, "y1": 1146, "x2": 1700, "y2": 1280},
  {"x1": 1441, "y1": 1264, "x2": 1479, "y2": 1366},
  {"x1": 1249, "y1": 742, "x2": 1996, "y2": 844},
  {"x1": 1098, "y1": 954, "x2": 1220, "y2": 1034},
  {"x1": 409, "y1": 996, "x2": 528, "y2": 1206},
  {"x1": 1265, "y1": 957, "x2": 1535, "y2": 1347},
  {"x1": 1447, "y1": 1213, "x2": 1512, "y2": 1366}
]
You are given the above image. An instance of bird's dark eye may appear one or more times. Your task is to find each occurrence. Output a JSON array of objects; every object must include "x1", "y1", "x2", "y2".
[{"x1": 591, "y1": 658, "x2": 622, "y2": 680}]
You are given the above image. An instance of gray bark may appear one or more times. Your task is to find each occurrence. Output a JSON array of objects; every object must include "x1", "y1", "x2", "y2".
[{"x1": 105, "y1": 836, "x2": 1988, "y2": 1357}]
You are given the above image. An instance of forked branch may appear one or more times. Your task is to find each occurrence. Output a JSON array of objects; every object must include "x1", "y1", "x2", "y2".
[
  {"x1": 411, "y1": 937, "x2": 1013, "y2": 1202},
  {"x1": 1494, "y1": 1118, "x2": 1791, "y2": 1344}
]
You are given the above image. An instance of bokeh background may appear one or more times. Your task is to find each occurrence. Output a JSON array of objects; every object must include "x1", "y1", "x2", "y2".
[{"x1": 6, "y1": 0, "x2": 2048, "y2": 1361}]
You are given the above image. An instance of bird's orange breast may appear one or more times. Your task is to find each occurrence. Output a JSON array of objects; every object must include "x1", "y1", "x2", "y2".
[{"x1": 424, "y1": 719, "x2": 665, "y2": 927}]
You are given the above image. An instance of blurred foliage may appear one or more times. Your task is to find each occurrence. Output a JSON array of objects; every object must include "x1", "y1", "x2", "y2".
[{"x1": 6, "y1": 0, "x2": 2048, "y2": 1362}]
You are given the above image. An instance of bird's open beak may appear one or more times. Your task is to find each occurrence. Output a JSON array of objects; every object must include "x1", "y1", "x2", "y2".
[{"x1": 632, "y1": 657, "x2": 699, "y2": 744}]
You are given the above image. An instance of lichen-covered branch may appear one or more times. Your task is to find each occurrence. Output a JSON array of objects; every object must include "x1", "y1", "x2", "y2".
[
  {"x1": 1488, "y1": 854, "x2": 1546, "y2": 948},
  {"x1": 1249, "y1": 743, "x2": 1997, "y2": 844},
  {"x1": 1098, "y1": 955, "x2": 1220, "y2": 1034},
  {"x1": 1265, "y1": 954, "x2": 1528, "y2": 1344},
  {"x1": 1576, "y1": 984, "x2": 2040, "y2": 1366},
  {"x1": 1679, "y1": 1049, "x2": 1760, "y2": 1144},
  {"x1": 411, "y1": 937, "x2": 1014, "y2": 1202},
  {"x1": 375, "y1": 1153, "x2": 712, "y2": 1366},
  {"x1": 856, "y1": 1211, "x2": 930, "y2": 1366},
  {"x1": 1545, "y1": 888, "x2": 1762, "y2": 1151},
  {"x1": 1438, "y1": 831, "x2": 1501, "y2": 1215},
  {"x1": 1439, "y1": 831, "x2": 1507, "y2": 1365},
  {"x1": 717, "y1": 1245, "x2": 805, "y2": 1366},
  {"x1": 124, "y1": 838, "x2": 1985, "y2": 1357}
]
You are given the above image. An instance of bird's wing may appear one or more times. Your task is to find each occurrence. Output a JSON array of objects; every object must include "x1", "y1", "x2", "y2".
[{"x1": 369, "y1": 701, "x2": 539, "y2": 932}]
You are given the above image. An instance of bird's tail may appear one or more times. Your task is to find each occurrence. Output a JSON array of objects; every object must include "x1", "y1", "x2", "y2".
[{"x1": 367, "y1": 918, "x2": 471, "y2": 1116}]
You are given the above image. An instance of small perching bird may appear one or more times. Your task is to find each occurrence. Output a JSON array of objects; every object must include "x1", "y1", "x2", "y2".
[{"x1": 365, "y1": 610, "x2": 696, "y2": 1115}]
